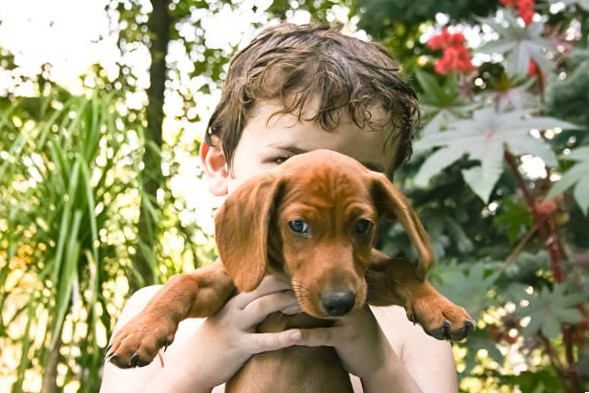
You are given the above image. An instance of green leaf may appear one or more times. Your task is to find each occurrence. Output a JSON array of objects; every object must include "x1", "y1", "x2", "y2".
[
  {"x1": 414, "y1": 70, "x2": 447, "y2": 105},
  {"x1": 432, "y1": 261, "x2": 500, "y2": 319},
  {"x1": 415, "y1": 107, "x2": 575, "y2": 202},
  {"x1": 558, "y1": 0, "x2": 589, "y2": 11},
  {"x1": 547, "y1": 146, "x2": 589, "y2": 214},
  {"x1": 493, "y1": 199, "x2": 533, "y2": 244},
  {"x1": 461, "y1": 140, "x2": 504, "y2": 202},
  {"x1": 461, "y1": 330, "x2": 504, "y2": 375},
  {"x1": 478, "y1": 12, "x2": 556, "y2": 77},
  {"x1": 573, "y1": 174, "x2": 589, "y2": 213},
  {"x1": 413, "y1": 70, "x2": 472, "y2": 135},
  {"x1": 414, "y1": 147, "x2": 464, "y2": 186},
  {"x1": 514, "y1": 283, "x2": 588, "y2": 339}
]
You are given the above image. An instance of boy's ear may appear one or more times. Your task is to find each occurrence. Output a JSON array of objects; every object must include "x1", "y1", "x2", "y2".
[{"x1": 200, "y1": 136, "x2": 229, "y2": 196}]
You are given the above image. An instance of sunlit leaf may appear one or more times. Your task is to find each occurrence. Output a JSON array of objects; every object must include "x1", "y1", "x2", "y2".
[
  {"x1": 558, "y1": 0, "x2": 589, "y2": 11},
  {"x1": 478, "y1": 12, "x2": 556, "y2": 77},
  {"x1": 0, "y1": 89, "x2": 153, "y2": 391},
  {"x1": 462, "y1": 330, "x2": 504, "y2": 375},
  {"x1": 415, "y1": 107, "x2": 577, "y2": 202},
  {"x1": 547, "y1": 146, "x2": 589, "y2": 214}
]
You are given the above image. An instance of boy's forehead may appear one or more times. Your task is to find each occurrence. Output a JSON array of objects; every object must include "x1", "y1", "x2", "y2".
[
  {"x1": 244, "y1": 100, "x2": 400, "y2": 173},
  {"x1": 251, "y1": 98, "x2": 392, "y2": 126}
]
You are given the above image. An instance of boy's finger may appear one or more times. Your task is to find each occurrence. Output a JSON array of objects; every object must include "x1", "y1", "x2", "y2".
[
  {"x1": 231, "y1": 276, "x2": 292, "y2": 310},
  {"x1": 245, "y1": 330, "x2": 302, "y2": 354},
  {"x1": 296, "y1": 327, "x2": 346, "y2": 348},
  {"x1": 239, "y1": 291, "x2": 298, "y2": 327}
]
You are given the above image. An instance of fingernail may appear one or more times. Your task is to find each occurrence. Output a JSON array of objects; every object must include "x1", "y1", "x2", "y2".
[{"x1": 289, "y1": 330, "x2": 301, "y2": 342}]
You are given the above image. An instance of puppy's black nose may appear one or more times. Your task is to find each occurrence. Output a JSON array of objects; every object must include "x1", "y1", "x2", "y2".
[{"x1": 321, "y1": 291, "x2": 355, "y2": 316}]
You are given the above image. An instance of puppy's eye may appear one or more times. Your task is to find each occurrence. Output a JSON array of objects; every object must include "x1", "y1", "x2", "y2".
[
  {"x1": 354, "y1": 219, "x2": 373, "y2": 235},
  {"x1": 288, "y1": 220, "x2": 309, "y2": 234}
]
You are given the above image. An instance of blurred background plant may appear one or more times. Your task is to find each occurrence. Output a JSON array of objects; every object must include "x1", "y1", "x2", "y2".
[{"x1": 0, "y1": 0, "x2": 588, "y2": 392}]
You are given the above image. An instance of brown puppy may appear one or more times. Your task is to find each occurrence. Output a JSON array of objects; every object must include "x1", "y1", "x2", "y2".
[{"x1": 107, "y1": 150, "x2": 475, "y2": 392}]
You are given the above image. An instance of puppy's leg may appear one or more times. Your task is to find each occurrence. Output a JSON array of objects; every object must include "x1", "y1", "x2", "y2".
[
  {"x1": 366, "y1": 250, "x2": 475, "y2": 341},
  {"x1": 107, "y1": 260, "x2": 235, "y2": 368}
]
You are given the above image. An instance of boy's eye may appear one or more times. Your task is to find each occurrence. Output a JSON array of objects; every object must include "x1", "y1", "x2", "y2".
[
  {"x1": 354, "y1": 219, "x2": 373, "y2": 235},
  {"x1": 288, "y1": 220, "x2": 309, "y2": 234},
  {"x1": 274, "y1": 156, "x2": 291, "y2": 164}
]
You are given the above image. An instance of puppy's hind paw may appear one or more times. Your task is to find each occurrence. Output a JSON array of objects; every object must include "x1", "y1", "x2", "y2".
[{"x1": 410, "y1": 297, "x2": 476, "y2": 341}]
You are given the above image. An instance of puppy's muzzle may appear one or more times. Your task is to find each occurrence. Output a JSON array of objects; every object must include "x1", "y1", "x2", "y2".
[{"x1": 321, "y1": 290, "x2": 356, "y2": 316}]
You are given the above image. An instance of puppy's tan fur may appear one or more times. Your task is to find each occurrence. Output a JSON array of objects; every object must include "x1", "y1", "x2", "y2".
[{"x1": 108, "y1": 150, "x2": 474, "y2": 392}]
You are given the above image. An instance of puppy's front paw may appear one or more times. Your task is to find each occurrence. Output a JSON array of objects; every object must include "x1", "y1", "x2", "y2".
[
  {"x1": 106, "y1": 314, "x2": 178, "y2": 368},
  {"x1": 408, "y1": 295, "x2": 475, "y2": 341}
]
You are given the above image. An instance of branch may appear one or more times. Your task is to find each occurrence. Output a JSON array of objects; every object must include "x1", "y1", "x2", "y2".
[{"x1": 503, "y1": 150, "x2": 564, "y2": 282}]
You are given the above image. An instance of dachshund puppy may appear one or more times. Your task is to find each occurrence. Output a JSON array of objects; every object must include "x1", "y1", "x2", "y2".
[{"x1": 107, "y1": 149, "x2": 475, "y2": 392}]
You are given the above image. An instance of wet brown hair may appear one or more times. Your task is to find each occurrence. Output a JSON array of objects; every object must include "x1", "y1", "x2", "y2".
[{"x1": 205, "y1": 23, "x2": 419, "y2": 172}]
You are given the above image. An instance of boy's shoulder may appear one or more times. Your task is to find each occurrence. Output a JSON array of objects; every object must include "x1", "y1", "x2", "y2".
[
  {"x1": 116, "y1": 285, "x2": 164, "y2": 327},
  {"x1": 370, "y1": 305, "x2": 446, "y2": 354}
]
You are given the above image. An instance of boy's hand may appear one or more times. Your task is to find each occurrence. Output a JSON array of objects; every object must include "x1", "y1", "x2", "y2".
[
  {"x1": 296, "y1": 305, "x2": 393, "y2": 379},
  {"x1": 178, "y1": 276, "x2": 303, "y2": 390}
]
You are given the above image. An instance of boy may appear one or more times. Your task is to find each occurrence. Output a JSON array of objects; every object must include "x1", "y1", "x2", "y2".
[{"x1": 100, "y1": 23, "x2": 458, "y2": 392}]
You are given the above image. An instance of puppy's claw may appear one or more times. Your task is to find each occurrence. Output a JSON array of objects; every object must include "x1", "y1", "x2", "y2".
[
  {"x1": 450, "y1": 319, "x2": 476, "y2": 340},
  {"x1": 466, "y1": 318, "x2": 476, "y2": 331},
  {"x1": 429, "y1": 319, "x2": 451, "y2": 340},
  {"x1": 130, "y1": 353, "x2": 149, "y2": 368},
  {"x1": 108, "y1": 354, "x2": 120, "y2": 367},
  {"x1": 406, "y1": 312, "x2": 417, "y2": 325},
  {"x1": 463, "y1": 318, "x2": 476, "y2": 335}
]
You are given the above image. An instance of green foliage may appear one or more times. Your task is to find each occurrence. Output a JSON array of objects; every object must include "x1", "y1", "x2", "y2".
[
  {"x1": 493, "y1": 198, "x2": 533, "y2": 244},
  {"x1": 432, "y1": 261, "x2": 500, "y2": 320},
  {"x1": 477, "y1": 12, "x2": 556, "y2": 77},
  {"x1": 414, "y1": 107, "x2": 575, "y2": 202},
  {"x1": 514, "y1": 283, "x2": 587, "y2": 339},
  {"x1": 364, "y1": 1, "x2": 589, "y2": 391},
  {"x1": 0, "y1": 88, "x2": 147, "y2": 391},
  {"x1": 353, "y1": 0, "x2": 499, "y2": 38},
  {"x1": 546, "y1": 62, "x2": 589, "y2": 140},
  {"x1": 414, "y1": 70, "x2": 474, "y2": 136},
  {"x1": 547, "y1": 146, "x2": 589, "y2": 214},
  {"x1": 498, "y1": 369, "x2": 566, "y2": 393}
]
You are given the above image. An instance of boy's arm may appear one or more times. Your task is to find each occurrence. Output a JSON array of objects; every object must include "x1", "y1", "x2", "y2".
[
  {"x1": 297, "y1": 305, "x2": 458, "y2": 393},
  {"x1": 368, "y1": 305, "x2": 458, "y2": 392},
  {"x1": 100, "y1": 285, "x2": 215, "y2": 393},
  {"x1": 100, "y1": 277, "x2": 304, "y2": 393}
]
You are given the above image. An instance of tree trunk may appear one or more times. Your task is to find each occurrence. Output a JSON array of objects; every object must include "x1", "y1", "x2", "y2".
[
  {"x1": 40, "y1": 334, "x2": 62, "y2": 393},
  {"x1": 132, "y1": 0, "x2": 171, "y2": 290}
]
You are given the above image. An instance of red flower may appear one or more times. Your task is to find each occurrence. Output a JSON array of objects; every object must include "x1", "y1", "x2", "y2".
[
  {"x1": 499, "y1": 0, "x2": 535, "y2": 26},
  {"x1": 528, "y1": 59, "x2": 540, "y2": 77},
  {"x1": 434, "y1": 47, "x2": 476, "y2": 75},
  {"x1": 428, "y1": 30, "x2": 475, "y2": 76},
  {"x1": 427, "y1": 29, "x2": 450, "y2": 50},
  {"x1": 518, "y1": 0, "x2": 535, "y2": 25},
  {"x1": 427, "y1": 29, "x2": 466, "y2": 51},
  {"x1": 534, "y1": 199, "x2": 557, "y2": 217}
]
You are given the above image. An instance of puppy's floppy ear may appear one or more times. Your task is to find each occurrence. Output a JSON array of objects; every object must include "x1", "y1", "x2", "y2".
[
  {"x1": 214, "y1": 174, "x2": 284, "y2": 292},
  {"x1": 370, "y1": 172, "x2": 434, "y2": 281}
]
